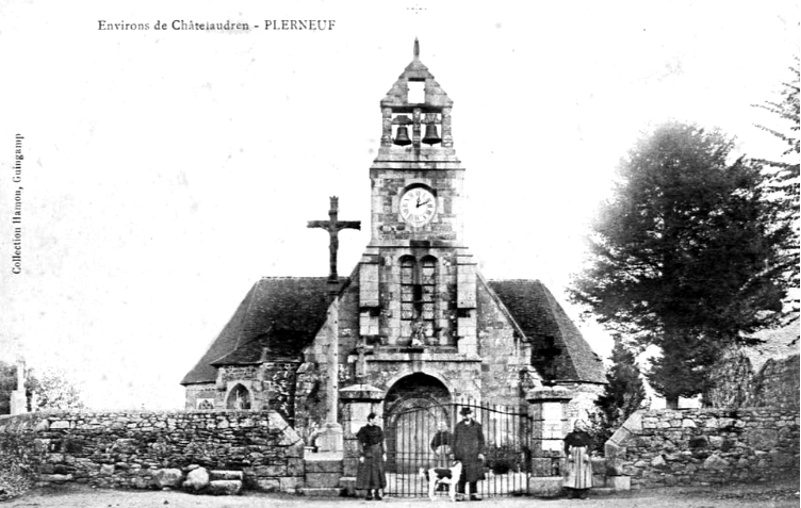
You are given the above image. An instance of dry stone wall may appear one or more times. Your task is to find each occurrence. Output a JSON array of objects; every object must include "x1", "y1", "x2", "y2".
[
  {"x1": 605, "y1": 408, "x2": 799, "y2": 489},
  {"x1": 0, "y1": 410, "x2": 304, "y2": 492}
]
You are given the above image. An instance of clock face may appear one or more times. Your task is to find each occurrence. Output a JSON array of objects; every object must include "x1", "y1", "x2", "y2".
[{"x1": 400, "y1": 187, "x2": 436, "y2": 227}]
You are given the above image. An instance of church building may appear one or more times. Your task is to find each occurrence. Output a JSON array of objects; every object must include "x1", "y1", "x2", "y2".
[{"x1": 181, "y1": 42, "x2": 604, "y2": 433}]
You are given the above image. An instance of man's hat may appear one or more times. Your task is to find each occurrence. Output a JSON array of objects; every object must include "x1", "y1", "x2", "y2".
[{"x1": 460, "y1": 407, "x2": 473, "y2": 416}]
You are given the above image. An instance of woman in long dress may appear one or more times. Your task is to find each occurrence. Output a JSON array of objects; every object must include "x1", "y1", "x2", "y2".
[
  {"x1": 355, "y1": 413, "x2": 387, "y2": 500},
  {"x1": 563, "y1": 419, "x2": 593, "y2": 499}
]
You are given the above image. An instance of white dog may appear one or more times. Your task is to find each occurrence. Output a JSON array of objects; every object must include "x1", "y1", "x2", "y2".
[{"x1": 420, "y1": 460, "x2": 463, "y2": 502}]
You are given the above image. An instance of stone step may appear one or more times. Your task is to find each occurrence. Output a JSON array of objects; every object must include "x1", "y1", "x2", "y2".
[
  {"x1": 210, "y1": 470, "x2": 244, "y2": 481},
  {"x1": 304, "y1": 458, "x2": 343, "y2": 473},
  {"x1": 298, "y1": 487, "x2": 344, "y2": 497},
  {"x1": 339, "y1": 476, "x2": 356, "y2": 497},
  {"x1": 207, "y1": 479, "x2": 242, "y2": 496}
]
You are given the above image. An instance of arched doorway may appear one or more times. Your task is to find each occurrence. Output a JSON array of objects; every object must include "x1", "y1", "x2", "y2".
[{"x1": 384, "y1": 373, "x2": 451, "y2": 474}]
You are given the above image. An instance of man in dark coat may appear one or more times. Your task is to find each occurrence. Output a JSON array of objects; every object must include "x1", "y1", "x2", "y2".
[
  {"x1": 355, "y1": 413, "x2": 387, "y2": 500},
  {"x1": 452, "y1": 406, "x2": 485, "y2": 501}
]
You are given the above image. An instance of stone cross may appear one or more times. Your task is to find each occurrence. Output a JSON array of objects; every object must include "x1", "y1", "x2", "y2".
[
  {"x1": 306, "y1": 197, "x2": 360, "y2": 452},
  {"x1": 307, "y1": 196, "x2": 361, "y2": 284}
]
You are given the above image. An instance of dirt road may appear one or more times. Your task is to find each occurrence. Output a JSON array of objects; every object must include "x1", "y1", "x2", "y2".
[{"x1": 4, "y1": 481, "x2": 798, "y2": 508}]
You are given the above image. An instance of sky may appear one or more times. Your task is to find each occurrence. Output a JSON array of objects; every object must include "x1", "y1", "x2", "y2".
[{"x1": 0, "y1": 0, "x2": 797, "y2": 410}]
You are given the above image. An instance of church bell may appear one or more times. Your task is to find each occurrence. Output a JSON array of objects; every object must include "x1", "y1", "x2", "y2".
[
  {"x1": 422, "y1": 123, "x2": 441, "y2": 145},
  {"x1": 394, "y1": 126, "x2": 412, "y2": 146}
]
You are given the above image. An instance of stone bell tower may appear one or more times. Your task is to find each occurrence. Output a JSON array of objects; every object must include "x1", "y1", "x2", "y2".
[{"x1": 357, "y1": 39, "x2": 478, "y2": 355}]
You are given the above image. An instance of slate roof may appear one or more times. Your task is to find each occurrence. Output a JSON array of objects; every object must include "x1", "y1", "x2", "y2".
[
  {"x1": 487, "y1": 279, "x2": 606, "y2": 384},
  {"x1": 180, "y1": 277, "x2": 339, "y2": 385},
  {"x1": 182, "y1": 275, "x2": 605, "y2": 386}
]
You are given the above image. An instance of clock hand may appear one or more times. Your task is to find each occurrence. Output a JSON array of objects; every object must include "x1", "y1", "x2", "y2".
[{"x1": 417, "y1": 199, "x2": 430, "y2": 208}]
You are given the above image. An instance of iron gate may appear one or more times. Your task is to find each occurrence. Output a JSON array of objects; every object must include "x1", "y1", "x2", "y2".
[{"x1": 384, "y1": 400, "x2": 532, "y2": 497}]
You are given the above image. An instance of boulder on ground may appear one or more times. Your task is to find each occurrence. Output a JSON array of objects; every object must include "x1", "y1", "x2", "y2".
[
  {"x1": 183, "y1": 467, "x2": 210, "y2": 492},
  {"x1": 152, "y1": 468, "x2": 183, "y2": 489}
]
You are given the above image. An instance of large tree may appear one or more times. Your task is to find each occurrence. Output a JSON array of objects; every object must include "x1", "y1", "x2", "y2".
[
  {"x1": 0, "y1": 361, "x2": 84, "y2": 413},
  {"x1": 26, "y1": 369, "x2": 85, "y2": 411},
  {"x1": 753, "y1": 58, "x2": 800, "y2": 316},
  {"x1": 570, "y1": 121, "x2": 793, "y2": 408}
]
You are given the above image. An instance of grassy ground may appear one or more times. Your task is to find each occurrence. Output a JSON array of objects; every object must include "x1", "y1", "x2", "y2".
[{"x1": 3, "y1": 479, "x2": 798, "y2": 508}]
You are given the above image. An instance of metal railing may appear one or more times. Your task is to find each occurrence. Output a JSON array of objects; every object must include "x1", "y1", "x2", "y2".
[{"x1": 384, "y1": 399, "x2": 532, "y2": 497}]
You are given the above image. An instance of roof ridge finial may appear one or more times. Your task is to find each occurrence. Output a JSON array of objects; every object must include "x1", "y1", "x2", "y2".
[{"x1": 413, "y1": 38, "x2": 419, "y2": 60}]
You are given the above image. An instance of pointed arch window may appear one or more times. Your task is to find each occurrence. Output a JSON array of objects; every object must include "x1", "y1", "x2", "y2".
[{"x1": 226, "y1": 384, "x2": 252, "y2": 410}]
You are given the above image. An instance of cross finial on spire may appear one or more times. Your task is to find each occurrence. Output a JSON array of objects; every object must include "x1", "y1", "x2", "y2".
[{"x1": 413, "y1": 38, "x2": 420, "y2": 60}]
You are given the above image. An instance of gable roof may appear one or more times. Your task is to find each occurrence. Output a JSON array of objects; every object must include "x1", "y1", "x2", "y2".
[
  {"x1": 487, "y1": 279, "x2": 605, "y2": 384},
  {"x1": 381, "y1": 41, "x2": 453, "y2": 110},
  {"x1": 180, "y1": 277, "x2": 337, "y2": 385},
  {"x1": 183, "y1": 275, "x2": 605, "y2": 386}
]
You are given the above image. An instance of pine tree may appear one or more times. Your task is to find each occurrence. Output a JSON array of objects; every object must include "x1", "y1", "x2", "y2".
[
  {"x1": 570, "y1": 122, "x2": 793, "y2": 408},
  {"x1": 753, "y1": 58, "x2": 800, "y2": 318},
  {"x1": 589, "y1": 338, "x2": 647, "y2": 451}
]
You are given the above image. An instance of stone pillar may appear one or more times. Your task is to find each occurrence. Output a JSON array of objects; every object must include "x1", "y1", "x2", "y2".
[
  {"x1": 339, "y1": 383, "x2": 385, "y2": 480},
  {"x1": 381, "y1": 108, "x2": 393, "y2": 147},
  {"x1": 316, "y1": 297, "x2": 343, "y2": 455},
  {"x1": 441, "y1": 107, "x2": 453, "y2": 147},
  {"x1": 456, "y1": 254, "x2": 477, "y2": 356},
  {"x1": 9, "y1": 359, "x2": 27, "y2": 415},
  {"x1": 526, "y1": 385, "x2": 573, "y2": 497}
]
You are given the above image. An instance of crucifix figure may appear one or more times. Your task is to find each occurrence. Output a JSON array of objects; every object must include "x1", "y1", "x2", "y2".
[{"x1": 307, "y1": 196, "x2": 361, "y2": 282}]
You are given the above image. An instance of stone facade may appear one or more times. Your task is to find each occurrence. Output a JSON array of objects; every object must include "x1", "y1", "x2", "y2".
[
  {"x1": 184, "y1": 383, "x2": 217, "y2": 411},
  {"x1": 294, "y1": 274, "x2": 537, "y2": 431},
  {"x1": 605, "y1": 408, "x2": 800, "y2": 488},
  {"x1": 0, "y1": 410, "x2": 304, "y2": 492}
]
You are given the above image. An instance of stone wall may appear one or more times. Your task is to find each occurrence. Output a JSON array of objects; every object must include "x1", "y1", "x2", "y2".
[
  {"x1": 750, "y1": 355, "x2": 800, "y2": 410},
  {"x1": 605, "y1": 408, "x2": 799, "y2": 488},
  {"x1": 184, "y1": 383, "x2": 217, "y2": 411},
  {"x1": 0, "y1": 410, "x2": 304, "y2": 492},
  {"x1": 707, "y1": 348, "x2": 799, "y2": 410},
  {"x1": 476, "y1": 278, "x2": 536, "y2": 407}
]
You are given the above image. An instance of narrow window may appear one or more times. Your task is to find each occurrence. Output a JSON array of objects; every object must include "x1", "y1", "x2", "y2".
[
  {"x1": 420, "y1": 256, "x2": 437, "y2": 335},
  {"x1": 399, "y1": 255, "x2": 438, "y2": 341},
  {"x1": 407, "y1": 80, "x2": 425, "y2": 104}
]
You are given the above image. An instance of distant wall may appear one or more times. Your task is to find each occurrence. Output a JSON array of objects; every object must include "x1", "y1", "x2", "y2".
[
  {"x1": 750, "y1": 355, "x2": 800, "y2": 410},
  {"x1": 0, "y1": 410, "x2": 304, "y2": 492},
  {"x1": 605, "y1": 408, "x2": 799, "y2": 488},
  {"x1": 707, "y1": 349, "x2": 799, "y2": 410}
]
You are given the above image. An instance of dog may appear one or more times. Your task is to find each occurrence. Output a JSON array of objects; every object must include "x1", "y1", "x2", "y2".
[{"x1": 419, "y1": 460, "x2": 463, "y2": 502}]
